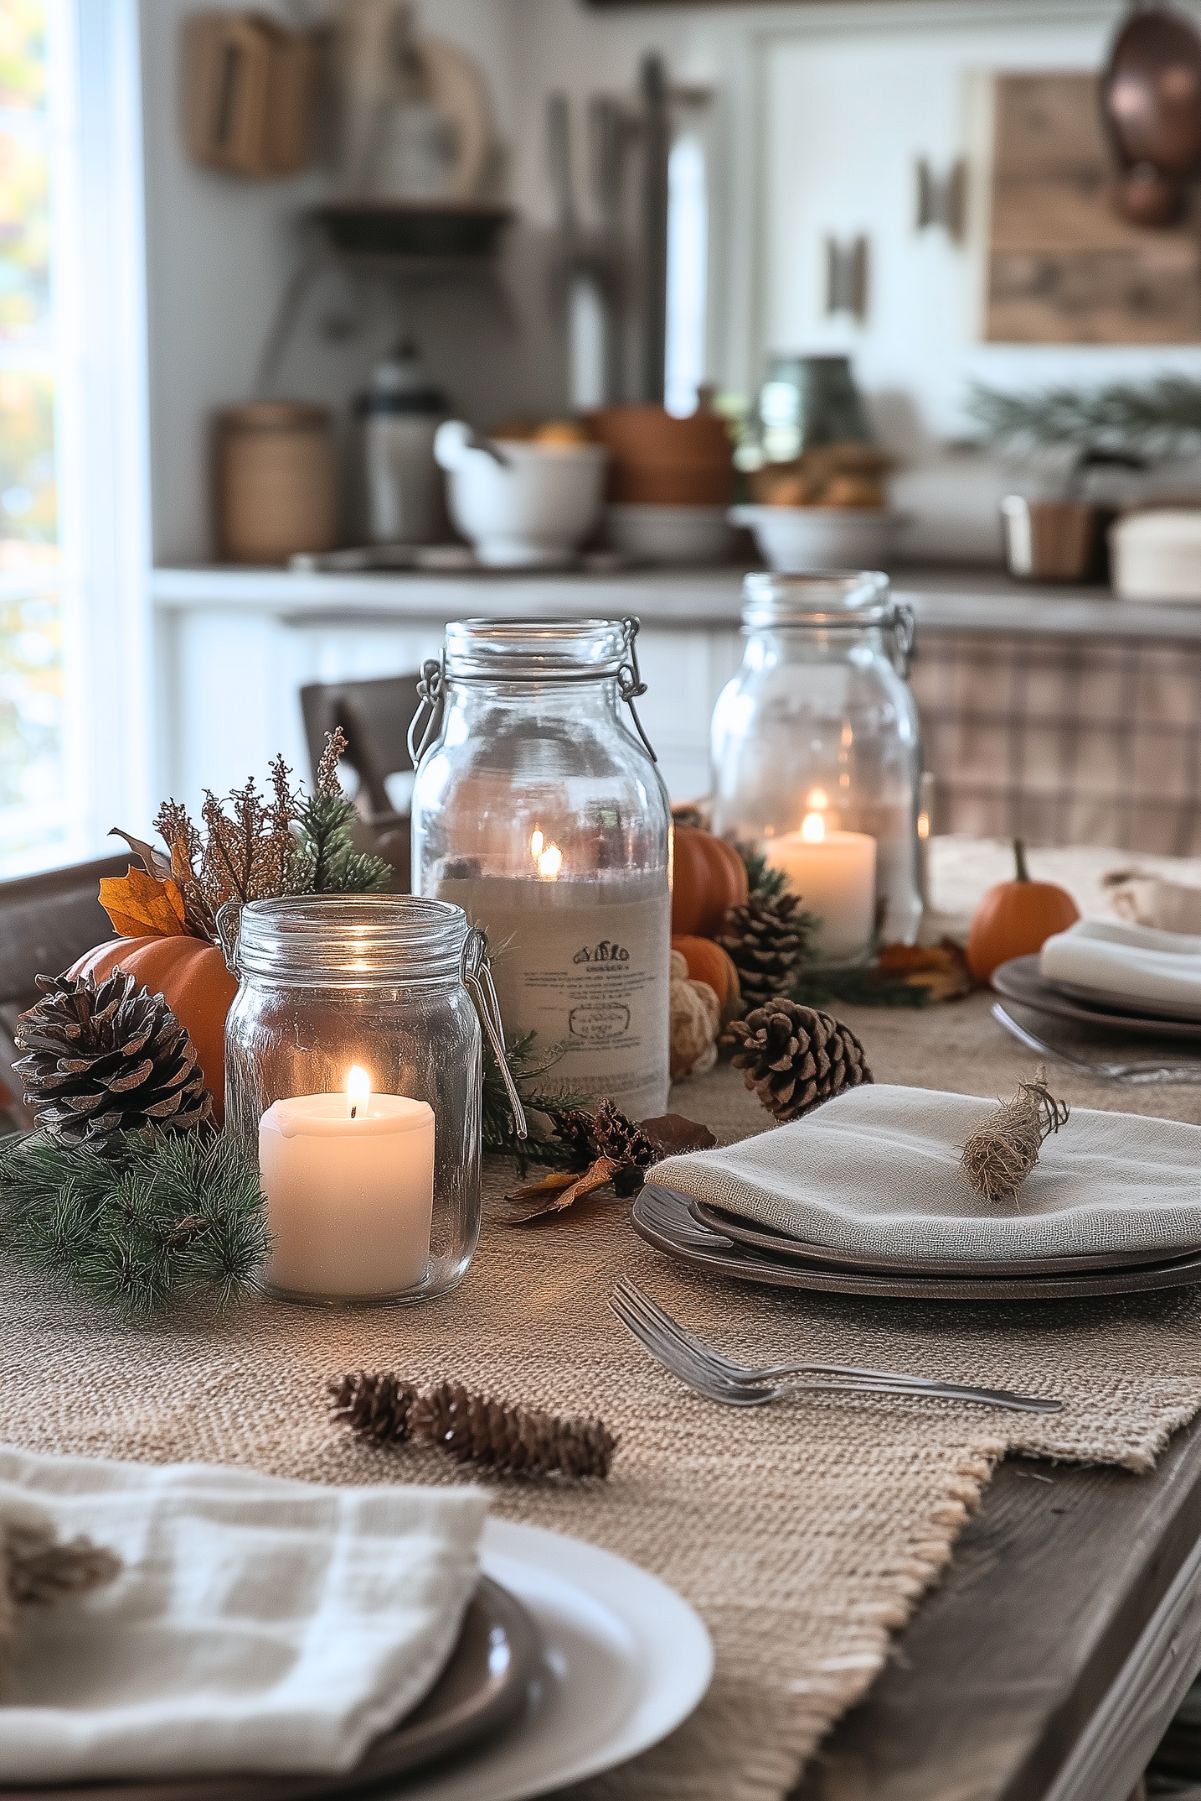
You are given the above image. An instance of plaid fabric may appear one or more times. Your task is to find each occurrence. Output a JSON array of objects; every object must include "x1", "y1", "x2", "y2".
[{"x1": 912, "y1": 630, "x2": 1201, "y2": 856}]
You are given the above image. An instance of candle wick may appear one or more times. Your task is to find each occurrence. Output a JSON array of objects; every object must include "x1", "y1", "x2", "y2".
[{"x1": 350, "y1": 1104, "x2": 357, "y2": 1120}]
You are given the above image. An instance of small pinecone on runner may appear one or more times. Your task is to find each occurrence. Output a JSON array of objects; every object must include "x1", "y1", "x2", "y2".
[
  {"x1": 718, "y1": 892, "x2": 812, "y2": 1015},
  {"x1": 551, "y1": 1099, "x2": 656, "y2": 1196},
  {"x1": 329, "y1": 1371, "x2": 419, "y2": 1446},
  {"x1": 729, "y1": 999, "x2": 872, "y2": 1123},
  {"x1": 13, "y1": 970, "x2": 213, "y2": 1150},
  {"x1": 410, "y1": 1381, "x2": 617, "y2": 1481}
]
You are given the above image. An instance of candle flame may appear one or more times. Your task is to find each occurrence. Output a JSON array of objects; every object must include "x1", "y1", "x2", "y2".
[
  {"x1": 530, "y1": 828, "x2": 544, "y2": 860},
  {"x1": 536, "y1": 841, "x2": 563, "y2": 879},
  {"x1": 800, "y1": 811, "x2": 826, "y2": 844},
  {"x1": 917, "y1": 810, "x2": 931, "y2": 842},
  {"x1": 346, "y1": 1064, "x2": 371, "y2": 1120}
]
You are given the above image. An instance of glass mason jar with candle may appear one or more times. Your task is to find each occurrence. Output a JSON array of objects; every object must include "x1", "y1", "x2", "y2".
[
  {"x1": 410, "y1": 617, "x2": 672, "y2": 1120},
  {"x1": 222, "y1": 895, "x2": 522, "y2": 1306},
  {"x1": 710, "y1": 572, "x2": 923, "y2": 961}
]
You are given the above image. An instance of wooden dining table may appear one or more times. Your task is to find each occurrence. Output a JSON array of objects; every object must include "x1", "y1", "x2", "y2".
[{"x1": 792, "y1": 1424, "x2": 1201, "y2": 1801}]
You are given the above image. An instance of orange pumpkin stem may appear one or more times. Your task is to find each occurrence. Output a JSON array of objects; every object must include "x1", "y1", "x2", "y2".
[{"x1": 1012, "y1": 838, "x2": 1030, "y2": 883}]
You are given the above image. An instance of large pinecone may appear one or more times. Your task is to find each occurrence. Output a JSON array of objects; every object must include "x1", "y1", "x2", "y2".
[
  {"x1": 13, "y1": 970, "x2": 213, "y2": 1149},
  {"x1": 718, "y1": 892, "x2": 812, "y2": 1014},
  {"x1": 412, "y1": 1381, "x2": 617, "y2": 1481},
  {"x1": 730, "y1": 999, "x2": 872, "y2": 1122}
]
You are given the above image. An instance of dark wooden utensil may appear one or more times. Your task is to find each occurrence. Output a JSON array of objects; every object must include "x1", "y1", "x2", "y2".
[{"x1": 1101, "y1": 3, "x2": 1201, "y2": 221}]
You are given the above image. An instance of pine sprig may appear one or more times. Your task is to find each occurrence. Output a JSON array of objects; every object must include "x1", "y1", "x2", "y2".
[
  {"x1": 482, "y1": 1032, "x2": 590, "y2": 1172},
  {"x1": 737, "y1": 840, "x2": 790, "y2": 903},
  {"x1": 967, "y1": 377, "x2": 1201, "y2": 461},
  {"x1": 286, "y1": 729, "x2": 392, "y2": 896},
  {"x1": 0, "y1": 1129, "x2": 269, "y2": 1318}
]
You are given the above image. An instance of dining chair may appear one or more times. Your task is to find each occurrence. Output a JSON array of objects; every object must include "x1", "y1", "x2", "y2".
[
  {"x1": 299, "y1": 673, "x2": 427, "y2": 892},
  {"x1": 0, "y1": 854, "x2": 127, "y2": 1126}
]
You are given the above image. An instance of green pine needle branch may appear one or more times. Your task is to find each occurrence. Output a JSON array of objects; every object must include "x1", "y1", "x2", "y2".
[
  {"x1": 967, "y1": 377, "x2": 1201, "y2": 461},
  {"x1": 0, "y1": 1128, "x2": 269, "y2": 1319},
  {"x1": 482, "y1": 1032, "x2": 590, "y2": 1172}
]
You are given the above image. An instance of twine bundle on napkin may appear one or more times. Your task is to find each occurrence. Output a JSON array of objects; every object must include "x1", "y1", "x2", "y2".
[{"x1": 0, "y1": 1511, "x2": 120, "y2": 1690}]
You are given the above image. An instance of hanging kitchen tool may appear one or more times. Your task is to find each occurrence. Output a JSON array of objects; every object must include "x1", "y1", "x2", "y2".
[
  {"x1": 1101, "y1": 1, "x2": 1201, "y2": 224},
  {"x1": 638, "y1": 54, "x2": 670, "y2": 404}
]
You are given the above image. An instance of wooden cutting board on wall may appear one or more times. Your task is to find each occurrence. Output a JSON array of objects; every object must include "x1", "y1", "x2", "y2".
[{"x1": 985, "y1": 71, "x2": 1201, "y2": 344}]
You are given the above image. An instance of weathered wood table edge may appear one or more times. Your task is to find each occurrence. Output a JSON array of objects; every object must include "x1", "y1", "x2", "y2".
[{"x1": 792, "y1": 1417, "x2": 1201, "y2": 1801}]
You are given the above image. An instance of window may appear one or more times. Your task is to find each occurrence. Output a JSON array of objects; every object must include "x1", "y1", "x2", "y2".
[{"x1": 0, "y1": 0, "x2": 148, "y2": 878}]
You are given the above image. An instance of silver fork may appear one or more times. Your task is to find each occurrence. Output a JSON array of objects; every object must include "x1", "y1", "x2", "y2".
[
  {"x1": 610, "y1": 1277, "x2": 1062, "y2": 1414},
  {"x1": 991, "y1": 1002, "x2": 1201, "y2": 1084}
]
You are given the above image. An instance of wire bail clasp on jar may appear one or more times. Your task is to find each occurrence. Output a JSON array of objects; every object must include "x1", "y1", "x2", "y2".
[
  {"x1": 617, "y1": 616, "x2": 658, "y2": 763},
  {"x1": 891, "y1": 604, "x2": 916, "y2": 675},
  {"x1": 407, "y1": 658, "x2": 446, "y2": 768},
  {"x1": 461, "y1": 927, "x2": 528, "y2": 1141}
]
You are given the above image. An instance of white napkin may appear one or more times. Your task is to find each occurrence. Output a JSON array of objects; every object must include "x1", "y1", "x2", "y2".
[
  {"x1": 0, "y1": 1446, "x2": 488, "y2": 1782},
  {"x1": 1106, "y1": 869, "x2": 1201, "y2": 935},
  {"x1": 654, "y1": 1083, "x2": 1201, "y2": 1265},
  {"x1": 1040, "y1": 916, "x2": 1201, "y2": 1012}
]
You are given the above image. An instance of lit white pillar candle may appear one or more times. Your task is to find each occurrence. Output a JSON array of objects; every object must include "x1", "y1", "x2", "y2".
[
  {"x1": 258, "y1": 1066, "x2": 435, "y2": 1300},
  {"x1": 764, "y1": 811, "x2": 877, "y2": 962}
]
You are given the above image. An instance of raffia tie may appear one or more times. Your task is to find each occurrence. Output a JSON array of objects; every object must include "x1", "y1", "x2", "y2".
[{"x1": 960, "y1": 1069, "x2": 1070, "y2": 1203}]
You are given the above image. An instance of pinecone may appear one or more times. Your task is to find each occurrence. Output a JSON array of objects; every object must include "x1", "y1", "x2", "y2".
[
  {"x1": 328, "y1": 1371, "x2": 418, "y2": 1446},
  {"x1": 13, "y1": 971, "x2": 213, "y2": 1149},
  {"x1": 548, "y1": 1105, "x2": 600, "y2": 1170},
  {"x1": 730, "y1": 999, "x2": 872, "y2": 1122},
  {"x1": 551, "y1": 1099, "x2": 656, "y2": 1196},
  {"x1": 410, "y1": 1380, "x2": 616, "y2": 1481},
  {"x1": 718, "y1": 892, "x2": 812, "y2": 1014}
]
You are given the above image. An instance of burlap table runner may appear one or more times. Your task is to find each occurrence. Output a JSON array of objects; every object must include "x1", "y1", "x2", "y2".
[{"x1": 4, "y1": 995, "x2": 1201, "y2": 1801}]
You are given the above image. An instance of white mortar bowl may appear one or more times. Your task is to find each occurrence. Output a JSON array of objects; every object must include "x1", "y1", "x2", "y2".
[{"x1": 436, "y1": 421, "x2": 608, "y2": 567}]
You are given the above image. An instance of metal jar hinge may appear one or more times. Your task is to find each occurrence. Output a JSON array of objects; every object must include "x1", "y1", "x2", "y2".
[
  {"x1": 461, "y1": 928, "x2": 527, "y2": 1141},
  {"x1": 618, "y1": 616, "x2": 658, "y2": 763},
  {"x1": 407, "y1": 658, "x2": 445, "y2": 768}
]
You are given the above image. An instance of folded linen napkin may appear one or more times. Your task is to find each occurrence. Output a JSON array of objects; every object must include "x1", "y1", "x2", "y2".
[
  {"x1": 0, "y1": 1445, "x2": 488, "y2": 1782},
  {"x1": 654, "y1": 1084, "x2": 1201, "y2": 1265},
  {"x1": 1106, "y1": 868, "x2": 1201, "y2": 935},
  {"x1": 1040, "y1": 916, "x2": 1201, "y2": 1012}
]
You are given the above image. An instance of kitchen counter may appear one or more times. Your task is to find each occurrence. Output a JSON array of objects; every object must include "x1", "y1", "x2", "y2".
[{"x1": 152, "y1": 562, "x2": 1201, "y2": 641}]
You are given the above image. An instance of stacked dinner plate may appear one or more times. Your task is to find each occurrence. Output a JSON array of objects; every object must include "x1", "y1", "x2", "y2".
[
  {"x1": 993, "y1": 917, "x2": 1201, "y2": 1042},
  {"x1": 633, "y1": 1183, "x2": 1201, "y2": 1303}
]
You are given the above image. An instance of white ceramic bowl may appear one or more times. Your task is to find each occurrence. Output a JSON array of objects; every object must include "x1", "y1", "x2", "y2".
[
  {"x1": 436, "y1": 421, "x2": 608, "y2": 567},
  {"x1": 606, "y1": 504, "x2": 734, "y2": 566},
  {"x1": 732, "y1": 504, "x2": 902, "y2": 572}
]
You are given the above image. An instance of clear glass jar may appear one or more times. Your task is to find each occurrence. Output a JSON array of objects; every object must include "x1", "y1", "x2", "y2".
[
  {"x1": 222, "y1": 895, "x2": 510, "y2": 1307},
  {"x1": 410, "y1": 617, "x2": 672, "y2": 1119},
  {"x1": 711, "y1": 572, "x2": 923, "y2": 958}
]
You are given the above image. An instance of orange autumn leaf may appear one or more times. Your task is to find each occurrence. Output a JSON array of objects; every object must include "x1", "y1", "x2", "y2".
[{"x1": 99, "y1": 866, "x2": 191, "y2": 940}]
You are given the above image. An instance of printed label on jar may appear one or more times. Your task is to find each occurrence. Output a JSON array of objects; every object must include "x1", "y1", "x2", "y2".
[{"x1": 437, "y1": 882, "x2": 671, "y2": 1118}]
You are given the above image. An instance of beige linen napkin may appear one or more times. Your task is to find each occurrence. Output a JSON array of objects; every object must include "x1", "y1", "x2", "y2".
[
  {"x1": 654, "y1": 1084, "x2": 1201, "y2": 1265},
  {"x1": 1040, "y1": 916, "x2": 1201, "y2": 1011},
  {"x1": 1107, "y1": 868, "x2": 1201, "y2": 935},
  {"x1": 0, "y1": 1445, "x2": 487, "y2": 1782}
]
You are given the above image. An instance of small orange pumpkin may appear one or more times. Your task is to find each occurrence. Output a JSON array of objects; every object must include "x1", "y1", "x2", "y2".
[
  {"x1": 671, "y1": 934, "x2": 740, "y2": 1009},
  {"x1": 69, "y1": 936, "x2": 238, "y2": 1121},
  {"x1": 966, "y1": 840, "x2": 1080, "y2": 984},
  {"x1": 672, "y1": 824, "x2": 749, "y2": 938}
]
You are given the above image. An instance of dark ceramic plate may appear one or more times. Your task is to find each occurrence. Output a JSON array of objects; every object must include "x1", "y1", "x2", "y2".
[
  {"x1": 634, "y1": 1186, "x2": 1201, "y2": 1304},
  {"x1": 687, "y1": 1197, "x2": 1195, "y2": 1278},
  {"x1": 1, "y1": 1578, "x2": 539, "y2": 1801},
  {"x1": 992, "y1": 956, "x2": 1201, "y2": 1041}
]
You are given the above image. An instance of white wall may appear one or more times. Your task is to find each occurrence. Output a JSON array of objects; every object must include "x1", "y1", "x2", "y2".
[{"x1": 140, "y1": 0, "x2": 1201, "y2": 566}]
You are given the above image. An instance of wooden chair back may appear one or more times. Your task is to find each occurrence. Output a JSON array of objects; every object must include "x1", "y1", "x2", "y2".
[
  {"x1": 0, "y1": 854, "x2": 126, "y2": 1125},
  {"x1": 299, "y1": 673, "x2": 426, "y2": 892}
]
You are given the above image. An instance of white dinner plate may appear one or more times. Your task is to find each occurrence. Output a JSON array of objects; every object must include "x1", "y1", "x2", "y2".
[{"x1": 408, "y1": 1518, "x2": 713, "y2": 1801}]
